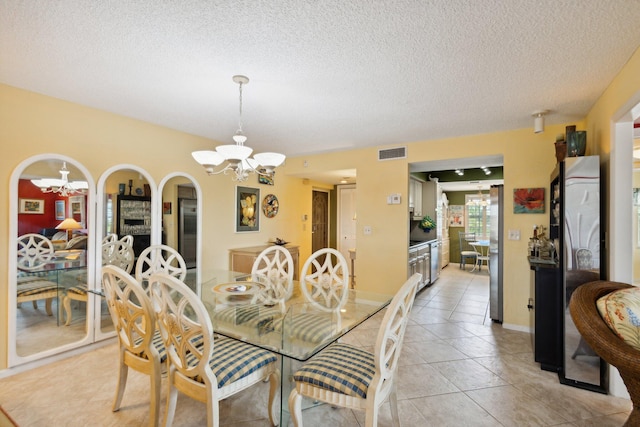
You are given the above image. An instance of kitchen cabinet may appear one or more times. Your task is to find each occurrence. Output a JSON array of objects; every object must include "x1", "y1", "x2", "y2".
[
  {"x1": 441, "y1": 237, "x2": 450, "y2": 269},
  {"x1": 409, "y1": 178, "x2": 423, "y2": 219},
  {"x1": 408, "y1": 241, "x2": 430, "y2": 291},
  {"x1": 229, "y1": 244, "x2": 299, "y2": 280},
  {"x1": 116, "y1": 195, "x2": 151, "y2": 257},
  {"x1": 423, "y1": 180, "x2": 443, "y2": 240}
]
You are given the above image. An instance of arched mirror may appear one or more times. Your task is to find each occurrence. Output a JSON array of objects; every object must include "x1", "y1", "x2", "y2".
[
  {"x1": 159, "y1": 173, "x2": 201, "y2": 293},
  {"x1": 9, "y1": 154, "x2": 96, "y2": 366},
  {"x1": 95, "y1": 165, "x2": 157, "y2": 338}
]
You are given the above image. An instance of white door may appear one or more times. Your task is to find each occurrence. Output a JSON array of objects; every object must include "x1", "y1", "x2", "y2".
[{"x1": 338, "y1": 185, "x2": 357, "y2": 262}]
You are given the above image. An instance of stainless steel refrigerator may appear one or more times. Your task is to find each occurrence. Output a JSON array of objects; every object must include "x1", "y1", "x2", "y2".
[
  {"x1": 489, "y1": 185, "x2": 503, "y2": 323},
  {"x1": 178, "y1": 198, "x2": 197, "y2": 269}
]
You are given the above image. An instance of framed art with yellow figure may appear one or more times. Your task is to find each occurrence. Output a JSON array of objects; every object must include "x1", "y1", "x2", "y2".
[{"x1": 236, "y1": 186, "x2": 260, "y2": 232}]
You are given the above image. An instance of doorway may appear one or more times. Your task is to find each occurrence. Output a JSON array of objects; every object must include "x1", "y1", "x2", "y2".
[
  {"x1": 312, "y1": 190, "x2": 329, "y2": 253},
  {"x1": 337, "y1": 185, "x2": 356, "y2": 262}
]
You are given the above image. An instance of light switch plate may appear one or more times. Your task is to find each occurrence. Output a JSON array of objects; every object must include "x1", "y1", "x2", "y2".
[
  {"x1": 508, "y1": 229, "x2": 520, "y2": 240},
  {"x1": 363, "y1": 226, "x2": 372, "y2": 235}
]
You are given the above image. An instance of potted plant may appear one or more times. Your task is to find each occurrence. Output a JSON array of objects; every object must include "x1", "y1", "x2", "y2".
[{"x1": 419, "y1": 215, "x2": 436, "y2": 232}]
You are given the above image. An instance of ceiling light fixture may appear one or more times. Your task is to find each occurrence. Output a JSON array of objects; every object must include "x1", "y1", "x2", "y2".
[
  {"x1": 466, "y1": 186, "x2": 490, "y2": 207},
  {"x1": 481, "y1": 166, "x2": 491, "y2": 175},
  {"x1": 455, "y1": 169, "x2": 464, "y2": 176},
  {"x1": 533, "y1": 110, "x2": 549, "y2": 134},
  {"x1": 31, "y1": 162, "x2": 88, "y2": 196},
  {"x1": 192, "y1": 75, "x2": 286, "y2": 182}
]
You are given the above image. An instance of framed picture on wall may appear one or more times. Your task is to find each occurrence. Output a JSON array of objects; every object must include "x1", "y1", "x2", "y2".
[
  {"x1": 449, "y1": 205, "x2": 464, "y2": 227},
  {"x1": 19, "y1": 198, "x2": 44, "y2": 214},
  {"x1": 513, "y1": 188, "x2": 545, "y2": 214},
  {"x1": 236, "y1": 186, "x2": 260, "y2": 232},
  {"x1": 55, "y1": 200, "x2": 65, "y2": 220},
  {"x1": 69, "y1": 195, "x2": 86, "y2": 227}
]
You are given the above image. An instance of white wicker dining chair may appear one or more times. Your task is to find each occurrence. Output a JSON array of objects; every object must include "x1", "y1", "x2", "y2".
[
  {"x1": 148, "y1": 272, "x2": 280, "y2": 427},
  {"x1": 135, "y1": 244, "x2": 187, "y2": 284},
  {"x1": 299, "y1": 248, "x2": 349, "y2": 312},
  {"x1": 288, "y1": 273, "x2": 421, "y2": 427},
  {"x1": 16, "y1": 233, "x2": 58, "y2": 315},
  {"x1": 63, "y1": 240, "x2": 135, "y2": 325},
  {"x1": 275, "y1": 248, "x2": 350, "y2": 346},
  {"x1": 101, "y1": 264, "x2": 166, "y2": 427},
  {"x1": 101, "y1": 233, "x2": 118, "y2": 246},
  {"x1": 251, "y1": 245, "x2": 295, "y2": 300}
]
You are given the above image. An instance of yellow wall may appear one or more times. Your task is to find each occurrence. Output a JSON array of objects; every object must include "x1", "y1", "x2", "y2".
[
  {"x1": 2, "y1": 43, "x2": 640, "y2": 372},
  {"x1": 0, "y1": 83, "x2": 312, "y2": 369},
  {"x1": 284, "y1": 127, "x2": 569, "y2": 326}
]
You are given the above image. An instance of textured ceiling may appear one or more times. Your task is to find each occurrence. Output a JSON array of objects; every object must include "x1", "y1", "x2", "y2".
[{"x1": 2, "y1": 1, "x2": 640, "y2": 161}]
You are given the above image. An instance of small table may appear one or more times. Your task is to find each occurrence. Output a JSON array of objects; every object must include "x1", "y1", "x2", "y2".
[
  {"x1": 470, "y1": 240, "x2": 490, "y2": 272},
  {"x1": 200, "y1": 271, "x2": 392, "y2": 426}
]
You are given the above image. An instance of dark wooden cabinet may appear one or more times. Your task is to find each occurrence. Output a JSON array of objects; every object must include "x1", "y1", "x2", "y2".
[
  {"x1": 530, "y1": 260, "x2": 563, "y2": 372},
  {"x1": 116, "y1": 195, "x2": 151, "y2": 257},
  {"x1": 532, "y1": 156, "x2": 606, "y2": 392}
]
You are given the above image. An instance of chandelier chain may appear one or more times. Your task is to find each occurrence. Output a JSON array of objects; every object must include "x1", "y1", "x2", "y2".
[{"x1": 237, "y1": 80, "x2": 244, "y2": 140}]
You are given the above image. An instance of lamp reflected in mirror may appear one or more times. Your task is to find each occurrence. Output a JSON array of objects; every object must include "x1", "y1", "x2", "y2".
[{"x1": 56, "y1": 217, "x2": 82, "y2": 241}]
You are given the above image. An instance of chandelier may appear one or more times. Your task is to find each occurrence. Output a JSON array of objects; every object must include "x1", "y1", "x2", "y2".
[
  {"x1": 466, "y1": 186, "x2": 489, "y2": 207},
  {"x1": 31, "y1": 162, "x2": 88, "y2": 197},
  {"x1": 192, "y1": 75, "x2": 286, "y2": 182}
]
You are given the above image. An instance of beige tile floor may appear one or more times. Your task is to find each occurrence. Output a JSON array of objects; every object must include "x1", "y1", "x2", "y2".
[{"x1": 0, "y1": 265, "x2": 632, "y2": 426}]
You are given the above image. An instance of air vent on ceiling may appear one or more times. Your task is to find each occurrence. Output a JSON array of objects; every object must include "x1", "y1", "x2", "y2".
[{"x1": 378, "y1": 146, "x2": 406, "y2": 161}]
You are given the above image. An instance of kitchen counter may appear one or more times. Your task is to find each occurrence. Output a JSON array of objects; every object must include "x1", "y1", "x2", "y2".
[{"x1": 409, "y1": 239, "x2": 438, "y2": 249}]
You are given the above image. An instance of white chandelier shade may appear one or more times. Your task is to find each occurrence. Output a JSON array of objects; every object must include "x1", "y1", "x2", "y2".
[
  {"x1": 30, "y1": 162, "x2": 88, "y2": 196},
  {"x1": 192, "y1": 75, "x2": 286, "y2": 182}
]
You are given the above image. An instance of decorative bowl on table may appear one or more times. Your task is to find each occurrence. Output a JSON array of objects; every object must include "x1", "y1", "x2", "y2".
[{"x1": 272, "y1": 238, "x2": 289, "y2": 246}]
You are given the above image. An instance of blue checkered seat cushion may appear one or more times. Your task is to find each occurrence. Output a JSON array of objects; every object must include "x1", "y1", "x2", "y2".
[
  {"x1": 293, "y1": 343, "x2": 375, "y2": 398},
  {"x1": 186, "y1": 335, "x2": 277, "y2": 388},
  {"x1": 67, "y1": 284, "x2": 88, "y2": 295},
  {"x1": 213, "y1": 305, "x2": 283, "y2": 334},
  {"x1": 133, "y1": 329, "x2": 169, "y2": 363},
  {"x1": 274, "y1": 312, "x2": 335, "y2": 344}
]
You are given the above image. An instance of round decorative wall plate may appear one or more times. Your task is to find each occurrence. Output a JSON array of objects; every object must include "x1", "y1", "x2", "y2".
[{"x1": 262, "y1": 194, "x2": 279, "y2": 218}]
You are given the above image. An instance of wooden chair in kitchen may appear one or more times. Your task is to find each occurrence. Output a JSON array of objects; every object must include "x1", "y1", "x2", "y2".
[
  {"x1": 63, "y1": 240, "x2": 135, "y2": 325},
  {"x1": 101, "y1": 264, "x2": 166, "y2": 427},
  {"x1": 149, "y1": 272, "x2": 279, "y2": 427},
  {"x1": 288, "y1": 273, "x2": 421, "y2": 427},
  {"x1": 16, "y1": 233, "x2": 58, "y2": 315},
  {"x1": 251, "y1": 245, "x2": 295, "y2": 300},
  {"x1": 458, "y1": 231, "x2": 479, "y2": 271}
]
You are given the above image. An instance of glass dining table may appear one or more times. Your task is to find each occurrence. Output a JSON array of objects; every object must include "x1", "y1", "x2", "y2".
[
  {"x1": 17, "y1": 249, "x2": 87, "y2": 325},
  {"x1": 199, "y1": 269, "x2": 393, "y2": 426}
]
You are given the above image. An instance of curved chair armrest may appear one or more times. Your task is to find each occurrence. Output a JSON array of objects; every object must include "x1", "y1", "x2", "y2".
[{"x1": 569, "y1": 280, "x2": 640, "y2": 372}]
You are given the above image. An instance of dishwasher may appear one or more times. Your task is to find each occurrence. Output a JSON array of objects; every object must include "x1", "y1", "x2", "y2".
[{"x1": 430, "y1": 240, "x2": 440, "y2": 284}]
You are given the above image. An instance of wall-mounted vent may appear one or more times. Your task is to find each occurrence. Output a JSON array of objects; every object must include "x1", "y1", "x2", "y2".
[{"x1": 378, "y1": 147, "x2": 406, "y2": 161}]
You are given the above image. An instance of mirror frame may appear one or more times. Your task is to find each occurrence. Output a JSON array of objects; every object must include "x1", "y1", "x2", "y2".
[
  {"x1": 93, "y1": 164, "x2": 158, "y2": 341},
  {"x1": 157, "y1": 172, "x2": 203, "y2": 294},
  {"x1": 8, "y1": 153, "x2": 96, "y2": 367}
]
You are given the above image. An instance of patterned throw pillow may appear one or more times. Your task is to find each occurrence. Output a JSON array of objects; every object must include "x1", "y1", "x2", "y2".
[{"x1": 596, "y1": 287, "x2": 640, "y2": 351}]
